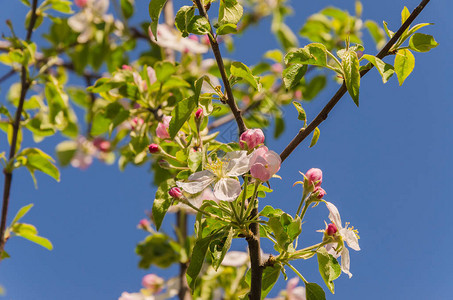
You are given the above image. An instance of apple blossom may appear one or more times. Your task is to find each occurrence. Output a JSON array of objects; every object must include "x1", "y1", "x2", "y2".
[
  {"x1": 118, "y1": 292, "x2": 154, "y2": 300},
  {"x1": 240, "y1": 128, "x2": 265, "y2": 150},
  {"x1": 176, "y1": 151, "x2": 251, "y2": 201},
  {"x1": 221, "y1": 251, "x2": 249, "y2": 267},
  {"x1": 324, "y1": 201, "x2": 360, "y2": 278},
  {"x1": 131, "y1": 117, "x2": 144, "y2": 130},
  {"x1": 286, "y1": 277, "x2": 306, "y2": 300},
  {"x1": 74, "y1": 0, "x2": 88, "y2": 8},
  {"x1": 305, "y1": 168, "x2": 322, "y2": 187},
  {"x1": 249, "y1": 146, "x2": 281, "y2": 182},
  {"x1": 149, "y1": 25, "x2": 208, "y2": 54},
  {"x1": 93, "y1": 137, "x2": 110, "y2": 152},
  {"x1": 156, "y1": 116, "x2": 171, "y2": 139},
  {"x1": 168, "y1": 187, "x2": 183, "y2": 199},
  {"x1": 195, "y1": 108, "x2": 203, "y2": 120},
  {"x1": 142, "y1": 274, "x2": 164, "y2": 293},
  {"x1": 148, "y1": 144, "x2": 159, "y2": 154}
]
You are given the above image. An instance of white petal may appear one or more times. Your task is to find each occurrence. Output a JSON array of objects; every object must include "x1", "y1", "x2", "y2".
[
  {"x1": 224, "y1": 151, "x2": 251, "y2": 176},
  {"x1": 181, "y1": 39, "x2": 208, "y2": 54},
  {"x1": 341, "y1": 228, "x2": 361, "y2": 251},
  {"x1": 291, "y1": 287, "x2": 307, "y2": 300},
  {"x1": 213, "y1": 178, "x2": 241, "y2": 201},
  {"x1": 340, "y1": 247, "x2": 352, "y2": 278},
  {"x1": 176, "y1": 170, "x2": 215, "y2": 194},
  {"x1": 325, "y1": 202, "x2": 342, "y2": 229},
  {"x1": 324, "y1": 243, "x2": 340, "y2": 259},
  {"x1": 221, "y1": 251, "x2": 249, "y2": 267},
  {"x1": 68, "y1": 13, "x2": 88, "y2": 32}
]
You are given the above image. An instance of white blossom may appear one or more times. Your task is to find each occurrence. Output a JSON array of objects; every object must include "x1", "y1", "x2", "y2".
[{"x1": 150, "y1": 25, "x2": 208, "y2": 54}]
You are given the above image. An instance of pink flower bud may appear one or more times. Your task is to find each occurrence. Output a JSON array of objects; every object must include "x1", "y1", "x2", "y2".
[
  {"x1": 148, "y1": 144, "x2": 159, "y2": 153},
  {"x1": 250, "y1": 146, "x2": 281, "y2": 182},
  {"x1": 122, "y1": 64, "x2": 133, "y2": 71},
  {"x1": 156, "y1": 116, "x2": 171, "y2": 139},
  {"x1": 138, "y1": 218, "x2": 150, "y2": 228},
  {"x1": 271, "y1": 63, "x2": 283, "y2": 73},
  {"x1": 75, "y1": 0, "x2": 87, "y2": 8},
  {"x1": 313, "y1": 186, "x2": 326, "y2": 199},
  {"x1": 93, "y1": 138, "x2": 110, "y2": 152},
  {"x1": 202, "y1": 35, "x2": 210, "y2": 45},
  {"x1": 195, "y1": 108, "x2": 203, "y2": 120},
  {"x1": 326, "y1": 223, "x2": 338, "y2": 236},
  {"x1": 169, "y1": 187, "x2": 183, "y2": 199},
  {"x1": 240, "y1": 129, "x2": 265, "y2": 150},
  {"x1": 294, "y1": 90, "x2": 302, "y2": 100},
  {"x1": 131, "y1": 117, "x2": 144, "y2": 129},
  {"x1": 305, "y1": 168, "x2": 322, "y2": 187},
  {"x1": 188, "y1": 34, "x2": 199, "y2": 42},
  {"x1": 142, "y1": 274, "x2": 164, "y2": 293}
]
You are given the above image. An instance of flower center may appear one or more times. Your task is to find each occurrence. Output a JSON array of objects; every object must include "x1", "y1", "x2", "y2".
[{"x1": 206, "y1": 160, "x2": 225, "y2": 178}]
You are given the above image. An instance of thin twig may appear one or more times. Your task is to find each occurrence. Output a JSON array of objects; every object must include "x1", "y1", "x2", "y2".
[
  {"x1": 0, "y1": 69, "x2": 16, "y2": 85},
  {"x1": 193, "y1": 0, "x2": 247, "y2": 135},
  {"x1": 279, "y1": 0, "x2": 431, "y2": 162},
  {"x1": 208, "y1": 99, "x2": 261, "y2": 130},
  {"x1": 0, "y1": 0, "x2": 39, "y2": 260}
]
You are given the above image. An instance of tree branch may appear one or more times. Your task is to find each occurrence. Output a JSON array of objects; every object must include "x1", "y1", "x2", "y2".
[
  {"x1": 279, "y1": 0, "x2": 431, "y2": 163},
  {"x1": 0, "y1": 0, "x2": 39, "y2": 260},
  {"x1": 193, "y1": 0, "x2": 247, "y2": 135}
]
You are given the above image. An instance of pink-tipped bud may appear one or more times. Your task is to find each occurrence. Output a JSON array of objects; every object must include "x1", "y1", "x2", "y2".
[
  {"x1": 169, "y1": 187, "x2": 183, "y2": 199},
  {"x1": 148, "y1": 144, "x2": 159, "y2": 153},
  {"x1": 202, "y1": 35, "x2": 210, "y2": 45},
  {"x1": 305, "y1": 168, "x2": 323, "y2": 187},
  {"x1": 131, "y1": 117, "x2": 144, "y2": 129},
  {"x1": 195, "y1": 108, "x2": 203, "y2": 120},
  {"x1": 313, "y1": 186, "x2": 326, "y2": 199},
  {"x1": 75, "y1": 0, "x2": 88, "y2": 8},
  {"x1": 142, "y1": 274, "x2": 164, "y2": 293},
  {"x1": 122, "y1": 64, "x2": 133, "y2": 71},
  {"x1": 93, "y1": 138, "x2": 110, "y2": 152},
  {"x1": 138, "y1": 218, "x2": 150, "y2": 229},
  {"x1": 240, "y1": 128, "x2": 265, "y2": 150},
  {"x1": 326, "y1": 223, "x2": 338, "y2": 236}
]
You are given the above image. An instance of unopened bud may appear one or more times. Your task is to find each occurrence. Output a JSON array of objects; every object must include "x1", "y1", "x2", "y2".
[
  {"x1": 142, "y1": 274, "x2": 164, "y2": 293},
  {"x1": 313, "y1": 186, "x2": 326, "y2": 199},
  {"x1": 305, "y1": 168, "x2": 323, "y2": 187},
  {"x1": 122, "y1": 64, "x2": 133, "y2": 71},
  {"x1": 195, "y1": 108, "x2": 203, "y2": 120},
  {"x1": 75, "y1": 0, "x2": 88, "y2": 8},
  {"x1": 148, "y1": 143, "x2": 159, "y2": 153},
  {"x1": 138, "y1": 218, "x2": 150, "y2": 229},
  {"x1": 240, "y1": 128, "x2": 265, "y2": 150},
  {"x1": 326, "y1": 223, "x2": 338, "y2": 236},
  {"x1": 93, "y1": 138, "x2": 110, "y2": 152},
  {"x1": 169, "y1": 187, "x2": 183, "y2": 199}
]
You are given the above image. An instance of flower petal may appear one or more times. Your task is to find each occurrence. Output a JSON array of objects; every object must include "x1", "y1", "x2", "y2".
[
  {"x1": 224, "y1": 151, "x2": 251, "y2": 176},
  {"x1": 176, "y1": 170, "x2": 215, "y2": 194},
  {"x1": 264, "y1": 149, "x2": 281, "y2": 175},
  {"x1": 213, "y1": 178, "x2": 241, "y2": 201},
  {"x1": 325, "y1": 202, "x2": 342, "y2": 229},
  {"x1": 340, "y1": 247, "x2": 353, "y2": 278},
  {"x1": 341, "y1": 228, "x2": 361, "y2": 251}
]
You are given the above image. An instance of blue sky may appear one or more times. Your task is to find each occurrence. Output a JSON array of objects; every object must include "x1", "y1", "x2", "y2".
[{"x1": 0, "y1": 0, "x2": 452, "y2": 299}]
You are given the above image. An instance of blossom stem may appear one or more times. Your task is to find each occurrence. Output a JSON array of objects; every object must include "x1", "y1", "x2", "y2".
[
  {"x1": 229, "y1": 201, "x2": 241, "y2": 224},
  {"x1": 285, "y1": 263, "x2": 308, "y2": 284},
  {"x1": 242, "y1": 181, "x2": 260, "y2": 223},
  {"x1": 180, "y1": 199, "x2": 227, "y2": 222},
  {"x1": 239, "y1": 176, "x2": 249, "y2": 221},
  {"x1": 295, "y1": 190, "x2": 309, "y2": 216}
]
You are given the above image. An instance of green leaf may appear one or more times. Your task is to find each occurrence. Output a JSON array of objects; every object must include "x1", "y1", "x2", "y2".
[
  {"x1": 11, "y1": 204, "x2": 33, "y2": 225},
  {"x1": 194, "y1": 75, "x2": 210, "y2": 105},
  {"x1": 306, "y1": 282, "x2": 326, "y2": 300},
  {"x1": 136, "y1": 233, "x2": 180, "y2": 268},
  {"x1": 364, "y1": 20, "x2": 386, "y2": 49},
  {"x1": 268, "y1": 213, "x2": 301, "y2": 251},
  {"x1": 383, "y1": 21, "x2": 394, "y2": 38},
  {"x1": 152, "y1": 178, "x2": 175, "y2": 230},
  {"x1": 188, "y1": 150, "x2": 202, "y2": 172},
  {"x1": 211, "y1": 227, "x2": 234, "y2": 270},
  {"x1": 55, "y1": 140, "x2": 77, "y2": 166},
  {"x1": 292, "y1": 102, "x2": 306, "y2": 126},
  {"x1": 13, "y1": 223, "x2": 53, "y2": 250},
  {"x1": 283, "y1": 64, "x2": 307, "y2": 90},
  {"x1": 230, "y1": 62, "x2": 261, "y2": 90},
  {"x1": 18, "y1": 148, "x2": 60, "y2": 182},
  {"x1": 405, "y1": 23, "x2": 433, "y2": 38},
  {"x1": 264, "y1": 49, "x2": 283, "y2": 63},
  {"x1": 303, "y1": 75, "x2": 327, "y2": 101},
  {"x1": 188, "y1": 16, "x2": 211, "y2": 35},
  {"x1": 317, "y1": 247, "x2": 341, "y2": 294},
  {"x1": 361, "y1": 54, "x2": 394, "y2": 84},
  {"x1": 261, "y1": 265, "x2": 281, "y2": 299},
  {"x1": 310, "y1": 127, "x2": 320, "y2": 148},
  {"x1": 175, "y1": 6, "x2": 195, "y2": 37},
  {"x1": 284, "y1": 43, "x2": 329, "y2": 68},
  {"x1": 409, "y1": 33, "x2": 438, "y2": 52},
  {"x1": 341, "y1": 49, "x2": 360, "y2": 106},
  {"x1": 187, "y1": 233, "x2": 218, "y2": 289},
  {"x1": 169, "y1": 96, "x2": 197, "y2": 139},
  {"x1": 394, "y1": 49, "x2": 415, "y2": 86},
  {"x1": 260, "y1": 205, "x2": 284, "y2": 218},
  {"x1": 217, "y1": 0, "x2": 243, "y2": 27},
  {"x1": 120, "y1": 0, "x2": 134, "y2": 19},
  {"x1": 155, "y1": 61, "x2": 176, "y2": 82},
  {"x1": 216, "y1": 23, "x2": 237, "y2": 35},
  {"x1": 148, "y1": 0, "x2": 168, "y2": 40},
  {"x1": 275, "y1": 23, "x2": 299, "y2": 51},
  {"x1": 401, "y1": 6, "x2": 410, "y2": 24}
]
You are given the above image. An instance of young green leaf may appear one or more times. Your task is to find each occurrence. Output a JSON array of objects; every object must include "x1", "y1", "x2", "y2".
[
  {"x1": 152, "y1": 178, "x2": 175, "y2": 230},
  {"x1": 284, "y1": 43, "x2": 329, "y2": 68},
  {"x1": 292, "y1": 102, "x2": 307, "y2": 126},
  {"x1": 187, "y1": 232, "x2": 220, "y2": 289},
  {"x1": 211, "y1": 227, "x2": 234, "y2": 270},
  {"x1": 383, "y1": 21, "x2": 394, "y2": 38},
  {"x1": 283, "y1": 64, "x2": 307, "y2": 90},
  {"x1": 409, "y1": 33, "x2": 438, "y2": 52},
  {"x1": 217, "y1": 0, "x2": 243, "y2": 27},
  {"x1": 120, "y1": 0, "x2": 134, "y2": 19},
  {"x1": 148, "y1": 0, "x2": 168, "y2": 40},
  {"x1": 10, "y1": 204, "x2": 33, "y2": 226},
  {"x1": 188, "y1": 16, "x2": 211, "y2": 35},
  {"x1": 361, "y1": 54, "x2": 395, "y2": 83},
  {"x1": 188, "y1": 150, "x2": 202, "y2": 172},
  {"x1": 305, "y1": 282, "x2": 326, "y2": 300},
  {"x1": 310, "y1": 127, "x2": 320, "y2": 148},
  {"x1": 175, "y1": 6, "x2": 195, "y2": 37},
  {"x1": 405, "y1": 23, "x2": 433, "y2": 38},
  {"x1": 261, "y1": 265, "x2": 281, "y2": 299},
  {"x1": 216, "y1": 23, "x2": 237, "y2": 35},
  {"x1": 230, "y1": 62, "x2": 261, "y2": 91},
  {"x1": 401, "y1": 6, "x2": 410, "y2": 24},
  {"x1": 136, "y1": 233, "x2": 180, "y2": 268},
  {"x1": 394, "y1": 49, "x2": 415, "y2": 86},
  {"x1": 341, "y1": 49, "x2": 360, "y2": 106},
  {"x1": 55, "y1": 140, "x2": 78, "y2": 166},
  {"x1": 18, "y1": 148, "x2": 60, "y2": 183},
  {"x1": 169, "y1": 96, "x2": 197, "y2": 139},
  {"x1": 12, "y1": 223, "x2": 53, "y2": 250},
  {"x1": 317, "y1": 247, "x2": 341, "y2": 294},
  {"x1": 364, "y1": 20, "x2": 386, "y2": 49},
  {"x1": 303, "y1": 75, "x2": 327, "y2": 101}
]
